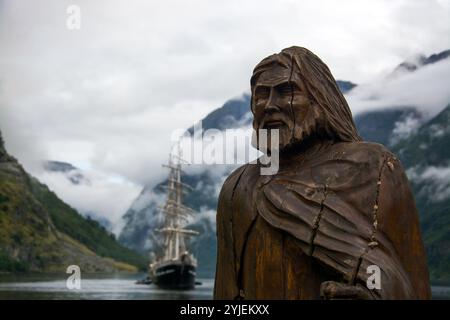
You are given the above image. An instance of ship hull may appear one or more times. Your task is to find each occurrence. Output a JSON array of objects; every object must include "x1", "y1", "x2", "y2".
[{"x1": 151, "y1": 262, "x2": 196, "y2": 290}]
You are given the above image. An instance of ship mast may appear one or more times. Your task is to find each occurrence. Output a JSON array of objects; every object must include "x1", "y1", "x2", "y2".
[{"x1": 157, "y1": 144, "x2": 198, "y2": 261}]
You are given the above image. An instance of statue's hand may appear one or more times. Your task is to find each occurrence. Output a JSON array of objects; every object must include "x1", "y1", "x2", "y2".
[{"x1": 320, "y1": 281, "x2": 374, "y2": 300}]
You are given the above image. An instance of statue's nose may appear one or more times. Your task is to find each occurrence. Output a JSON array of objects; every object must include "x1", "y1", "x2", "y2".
[
  {"x1": 264, "y1": 104, "x2": 281, "y2": 114},
  {"x1": 264, "y1": 89, "x2": 281, "y2": 113}
]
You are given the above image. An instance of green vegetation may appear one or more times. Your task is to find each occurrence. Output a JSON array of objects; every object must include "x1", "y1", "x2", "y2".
[
  {"x1": 29, "y1": 180, "x2": 148, "y2": 270},
  {"x1": 0, "y1": 250, "x2": 30, "y2": 272},
  {"x1": 0, "y1": 131, "x2": 147, "y2": 273},
  {"x1": 391, "y1": 104, "x2": 450, "y2": 282},
  {"x1": 393, "y1": 104, "x2": 450, "y2": 168},
  {"x1": 418, "y1": 203, "x2": 450, "y2": 282}
]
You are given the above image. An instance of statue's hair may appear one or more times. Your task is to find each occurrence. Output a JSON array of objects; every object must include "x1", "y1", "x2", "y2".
[{"x1": 250, "y1": 46, "x2": 361, "y2": 142}]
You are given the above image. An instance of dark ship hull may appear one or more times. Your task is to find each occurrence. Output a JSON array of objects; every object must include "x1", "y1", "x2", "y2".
[{"x1": 151, "y1": 261, "x2": 196, "y2": 290}]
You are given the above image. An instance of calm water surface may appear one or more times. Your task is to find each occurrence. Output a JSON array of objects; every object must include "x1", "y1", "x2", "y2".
[
  {"x1": 0, "y1": 273, "x2": 213, "y2": 300},
  {"x1": 0, "y1": 273, "x2": 448, "y2": 299}
]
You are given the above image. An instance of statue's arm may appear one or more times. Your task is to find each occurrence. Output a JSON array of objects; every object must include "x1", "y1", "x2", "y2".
[
  {"x1": 322, "y1": 156, "x2": 430, "y2": 300},
  {"x1": 213, "y1": 166, "x2": 247, "y2": 299},
  {"x1": 374, "y1": 156, "x2": 431, "y2": 299}
]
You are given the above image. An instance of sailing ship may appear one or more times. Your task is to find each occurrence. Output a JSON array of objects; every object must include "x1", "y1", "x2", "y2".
[{"x1": 149, "y1": 148, "x2": 199, "y2": 290}]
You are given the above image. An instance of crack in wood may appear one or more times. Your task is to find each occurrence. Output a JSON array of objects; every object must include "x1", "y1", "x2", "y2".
[
  {"x1": 349, "y1": 156, "x2": 388, "y2": 284},
  {"x1": 308, "y1": 184, "x2": 328, "y2": 256}
]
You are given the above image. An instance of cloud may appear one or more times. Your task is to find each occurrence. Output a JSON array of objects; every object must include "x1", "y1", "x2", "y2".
[
  {"x1": 389, "y1": 114, "x2": 422, "y2": 145},
  {"x1": 429, "y1": 122, "x2": 450, "y2": 138},
  {"x1": 407, "y1": 165, "x2": 450, "y2": 202},
  {"x1": 34, "y1": 168, "x2": 141, "y2": 234},
  {"x1": 193, "y1": 208, "x2": 217, "y2": 231},
  {"x1": 346, "y1": 58, "x2": 450, "y2": 117},
  {"x1": 129, "y1": 188, "x2": 165, "y2": 214},
  {"x1": 0, "y1": 0, "x2": 449, "y2": 226}
]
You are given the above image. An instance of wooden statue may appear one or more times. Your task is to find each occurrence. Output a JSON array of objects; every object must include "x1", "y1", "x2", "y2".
[{"x1": 214, "y1": 46, "x2": 431, "y2": 299}]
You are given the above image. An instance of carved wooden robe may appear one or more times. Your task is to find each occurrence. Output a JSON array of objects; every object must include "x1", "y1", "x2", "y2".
[{"x1": 214, "y1": 141, "x2": 431, "y2": 299}]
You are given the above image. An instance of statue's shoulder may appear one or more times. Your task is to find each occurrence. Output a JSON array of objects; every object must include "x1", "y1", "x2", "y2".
[
  {"x1": 216, "y1": 165, "x2": 247, "y2": 216},
  {"x1": 220, "y1": 164, "x2": 250, "y2": 193},
  {"x1": 219, "y1": 163, "x2": 258, "y2": 201},
  {"x1": 330, "y1": 141, "x2": 397, "y2": 164}
]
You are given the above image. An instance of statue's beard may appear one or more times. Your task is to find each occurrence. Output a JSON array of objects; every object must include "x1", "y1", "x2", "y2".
[{"x1": 254, "y1": 107, "x2": 325, "y2": 155}]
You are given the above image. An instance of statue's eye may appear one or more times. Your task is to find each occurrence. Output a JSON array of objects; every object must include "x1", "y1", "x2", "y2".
[
  {"x1": 277, "y1": 83, "x2": 293, "y2": 96},
  {"x1": 255, "y1": 87, "x2": 270, "y2": 100}
]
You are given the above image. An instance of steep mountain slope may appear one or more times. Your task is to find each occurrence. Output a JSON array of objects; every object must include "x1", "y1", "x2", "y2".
[
  {"x1": 0, "y1": 129, "x2": 147, "y2": 272},
  {"x1": 392, "y1": 104, "x2": 450, "y2": 281},
  {"x1": 354, "y1": 107, "x2": 423, "y2": 146},
  {"x1": 394, "y1": 105, "x2": 450, "y2": 168},
  {"x1": 40, "y1": 160, "x2": 113, "y2": 231},
  {"x1": 188, "y1": 94, "x2": 252, "y2": 133},
  {"x1": 392, "y1": 49, "x2": 450, "y2": 75},
  {"x1": 43, "y1": 160, "x2": 90, "y2": 185}
]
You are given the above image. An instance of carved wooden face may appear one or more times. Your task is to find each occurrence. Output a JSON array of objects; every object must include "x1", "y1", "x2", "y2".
[{"x1": 252, "y1": 64, "x2": 315, "y2": 152}]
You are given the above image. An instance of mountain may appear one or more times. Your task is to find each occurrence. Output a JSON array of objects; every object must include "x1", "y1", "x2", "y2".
[
  {"x1": 40, "y1": 160, "x2": 114, "y2": 231},
  {"x1": 0, "y1": 132, "x2": 8, "y2": 162},
  {"x1": 393, "y1": 105, "x2": 450, "y2": 168},
  {"x1": 188, "y1": 94, "x2": 252, "y2": 133},
  {"x1": 354, "y1": 107, "x2": 423, "y2": 146},
  {"x1": 43, "y1": 160, "x2": 90, "y2": 185},
  {"x1": 392, "y1": 49, "x2": 450, "y2": 75},
  {"x1": 392, "y1": 104, "x2": 450, "y2": 282},
  {"x1": 336, "y1": 80, "x2": 357, "y2": 93},
  {"x1": 0, "y1": 129, "x2": 147, "y2": 272}
]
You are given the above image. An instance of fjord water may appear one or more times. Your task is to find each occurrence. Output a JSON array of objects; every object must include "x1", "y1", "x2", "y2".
[
  {"x1": 0, "y1": 273, "x2": 449, "y2": 299},
  {"x1": 0, "y1": 273, "x2": 214, "y2": 300}
]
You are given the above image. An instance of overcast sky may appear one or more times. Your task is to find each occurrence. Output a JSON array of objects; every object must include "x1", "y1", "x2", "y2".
[{"x1": 1, "y1": 0, "x2": 449, "y2": 228}]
